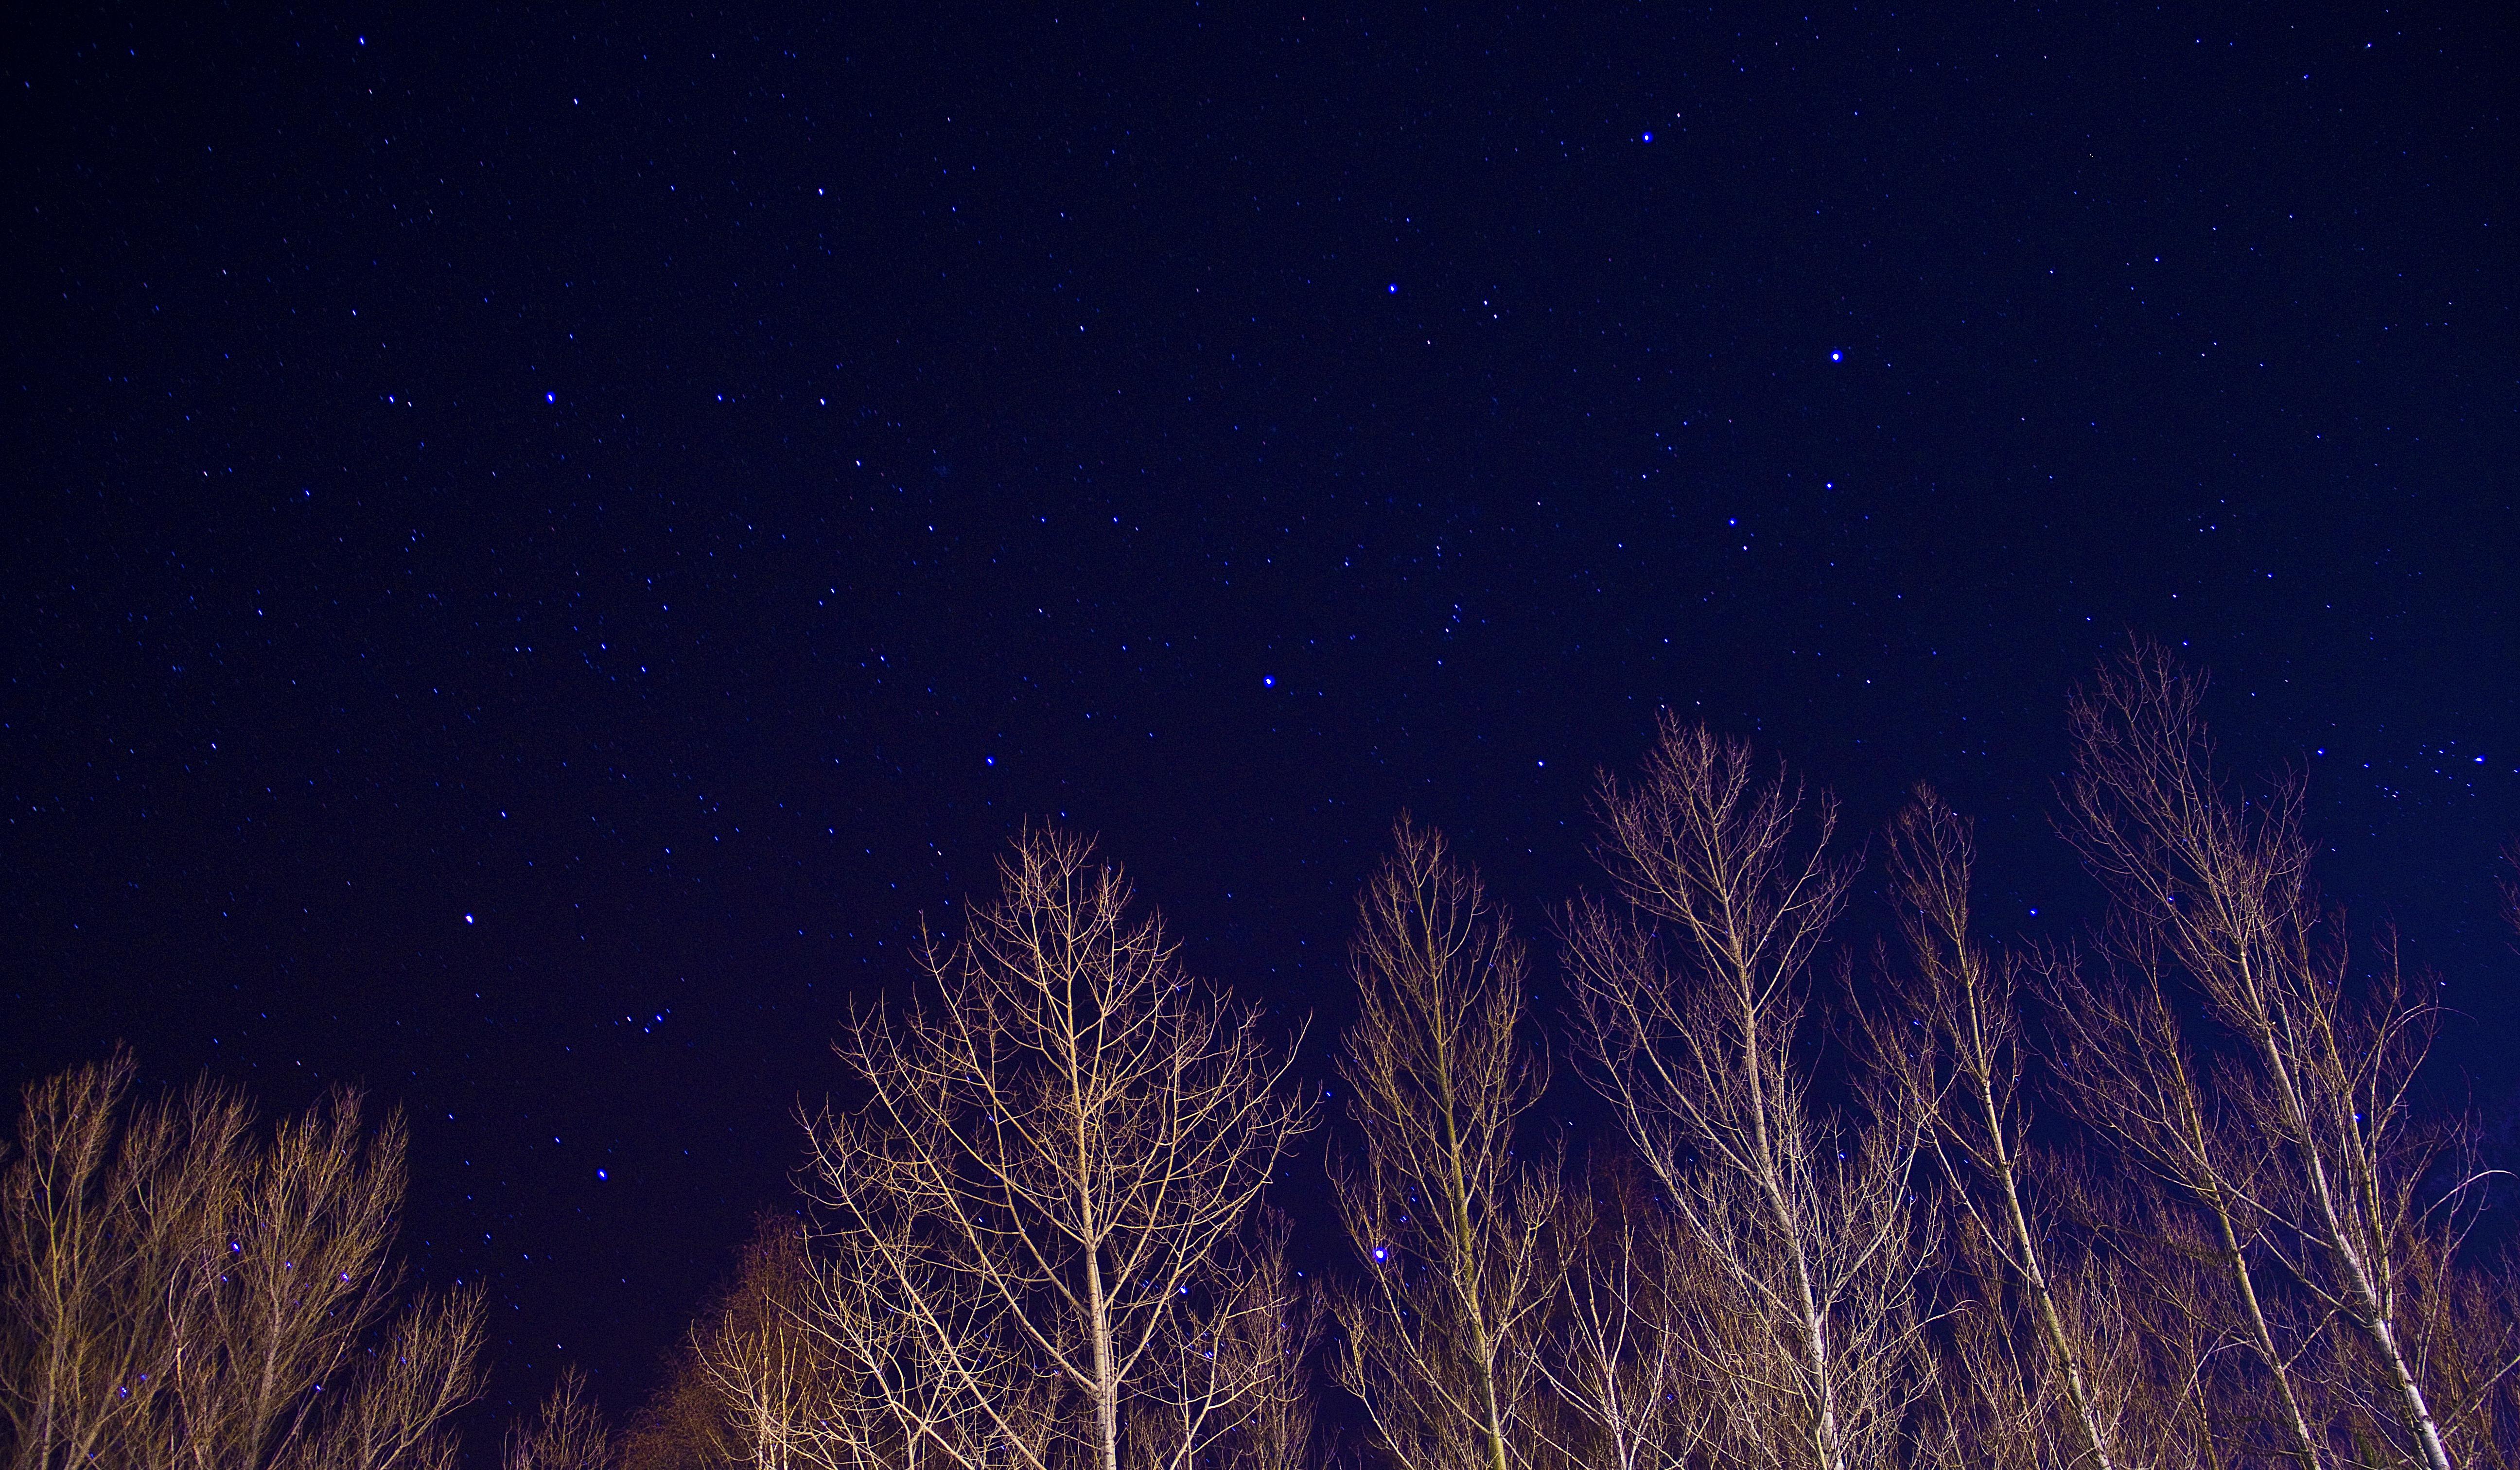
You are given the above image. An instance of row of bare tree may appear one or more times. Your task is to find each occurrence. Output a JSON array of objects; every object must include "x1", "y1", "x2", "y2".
[
  {"x1": 648, "y1": 648, "x2": 2518, "y2": 1470},
  {"x1": 9, "y1": 647, "x2": 2517, "y2": 1470}
]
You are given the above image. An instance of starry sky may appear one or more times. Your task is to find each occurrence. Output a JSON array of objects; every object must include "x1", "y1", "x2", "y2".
[{"x1": 7, "y1": 0, "x2": 2516, "y2": 1433}]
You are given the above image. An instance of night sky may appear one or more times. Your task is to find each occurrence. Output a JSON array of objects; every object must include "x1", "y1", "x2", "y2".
[{"x1": 8, "y1": 0, "x2": 2516, "y2": 1435}]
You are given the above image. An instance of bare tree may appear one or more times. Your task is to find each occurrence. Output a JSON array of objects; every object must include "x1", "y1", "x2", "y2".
[
  {"x1": 1536, "y1": 1177, "x2": 1704, "y2": 1470},
  {"x1": 507, "y1": 1366, "x2": 618, "y2": 1470},
  {"x1": 0, "y1": 1052, "x2": 482, "y2": 1470},
  {"x1": 1561, "y1": 718, "x2": 1923, "y2": 1470},
  {"x1": 170, "y1": 1082, "x2": 411, "y2": 1470},
  {"x1": 287, "y1": 1288, "x2": 483, "y2": 1470},
  {"x1": 1870, "y1": 787, "x2": 2120, "y2": 1469},
  {"x1": 1220, "y1": 1256, "x2": 1322, "y2": 1470},
  {"x1": 2410, "y1": 1235, "x2": 2520, "y2": 1469},
  {"x1": 1, "y1": 1054, "x2": 188, "y2": 1470},
  {"x1": 618, "y1": 1355, "x2": 741, "y2": 1470},
  {"x1": 621, "y1": 1218, "x2": 828, "y2": 1470},
  {"x1": 800, "y1": 828, "x2": 1315, "y2": 1470},
  {"x1": 793, "y1": 1206, "x2": 1044, "y2": 1470},
  {"x1": 690, "y1": 1218, "x2": 833, "y2": 1470},
  {"x1": 1330, "y1": 816, "x2": 1564, "y2": 1470},
  {"x1": 2038, "y1": 924, "x2": 2335, "y2": 1470},
  {"x1": 1140, "y1": 1212, "x2": 1320, "y2": 1470},
  {"x1": 2058, "y1": 643, "x2": 2472, "y2": 1470}
]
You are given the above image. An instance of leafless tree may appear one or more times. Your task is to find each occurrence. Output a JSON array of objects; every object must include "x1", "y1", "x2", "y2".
[
  {"x1": 618, "y1": 1353, "x2": 741, "y2": 1470},
  {"x1": 2, "y1": 1054, "x2": 188, "y2": 1470},
  {"x1": 507, "y1": 1366, "x2": 618, "y2": 1470},
  {"x1": 1210, "y1": 1283, "x2": 1320, "y2": 1470},
  {"x1": 1535, "y1": 1177, "x2": 1704, "y2": 1470},
  {"x1": 2039, "y1": 922, "x2": 2338, "y2": 1470},
  {"x1": 0, "y1": 1051, "x2": 482, "y2": 1470},
  {"x1": 2057, "y1": 643, "x2": 2479, "y2": 1470},
  {"x1": 1561, "y1": 718, "x2": 1925, "y2": 1470},
  {"x1": 800, "y1": 828, "x2": 1315, "y2": 1470},
  {"x1": 621, "y1": 1218, "x2": 820, "y2": 1470},
  {"x1": 690, "y1": 1218, "x2": 832, "y2": 1470},
  {"x1": 1868, "y1": 786, "x2": 2121, "y2": 1469},
  {"x1": 1140, "y1": 1212, "x2": 1320, "y2": 1470},
  {"x1": 1330, "y1": 816, "x2": 1565, "y2": 1470},
  {"x1": 2410, "y1": 1236, "x2": 2520, "y2": 1469},
  {"x1": 1238, "y1": 1272, "x2": 1325, "y2": 1470},
  {"x1": 1904, "y1": 1198, "x2": 2045, "y2": 1470}
]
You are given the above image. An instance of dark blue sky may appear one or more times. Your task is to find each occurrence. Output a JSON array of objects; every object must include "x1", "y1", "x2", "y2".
[{"x1": 7, "y1": 0, "x2": 2515, "y2": 1432}]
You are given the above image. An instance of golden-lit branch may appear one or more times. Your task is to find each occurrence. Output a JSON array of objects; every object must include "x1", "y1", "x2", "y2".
[
  {"x1": 1142, "y1": 1211, "x2": 1319, "y2": 1470},
  {"x1": 1329, "y1": 816, "x2": 1562, "y2": 1470},
  {"x1": 175, "y1": 1083, "x2": 409, "y2": 1470},
  {"x1": 300, "y1": 1286, "x2": 485, "y2": 1470}
]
